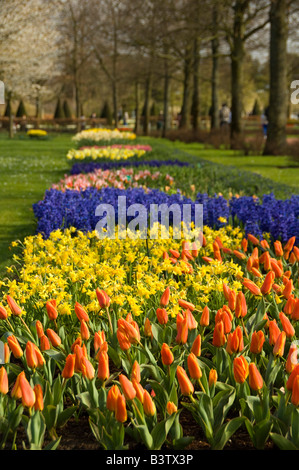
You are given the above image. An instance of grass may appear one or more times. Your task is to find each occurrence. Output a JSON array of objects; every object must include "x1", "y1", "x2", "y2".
[
  {"x1": 161, "y1": 140, "x2": 299, "y2": 189},
  {"x1": 0, "y1": 132, "x2": 72, "y2": 273},
  {"x1": 0, "y1": 131, "x2": 298, "y2": 275}
]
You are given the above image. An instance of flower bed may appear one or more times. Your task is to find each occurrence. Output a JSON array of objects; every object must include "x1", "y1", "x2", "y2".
[
  {"x1": 72, "y1": 128, "x2": 137, "y2": 148},
  {"x1": 32, "y1": 186, "x2": 299, "y2": 243},
  {"x1": 0, "y1": 134, "x2": 299, "y2": 451}
]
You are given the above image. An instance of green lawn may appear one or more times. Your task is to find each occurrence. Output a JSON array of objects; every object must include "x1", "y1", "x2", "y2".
[
  {"x1": 162, "y1": 140, "x2": 299, "y2": 189},
  {"x1": 0, "y1": 133, "x2": 72, "y2": 273}
]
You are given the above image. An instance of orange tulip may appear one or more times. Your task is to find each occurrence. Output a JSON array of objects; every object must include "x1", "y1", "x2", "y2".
[
  {"x1": 212, "y1": 321, "x2": 226, "y2": 347},
  {"x1": 248, "y1": 234, "x2": 259, "y2": 245},
  {"x1": 40, "y1": 334, "x2": 51, "y2": 351},
  {"x1": 166, "y1": 401, "x2": 178, "y2": 415},
  {"x1": 96, "y1": 288, "x2": 111, "y2": 309},
  {"x1": 46, "y1": 328, "x2": 61, "y2": 348},
  {"x1": 274, "y1": 240, "x2": 283, "y2": 257},
  {"x1": 107, "y1": 385, "x2": 121, "y2": 412},
  {"x1": 94, "y1": 330, "x2": 106, "y2": 355},
  {"x1": 222, "y1": 282, "x2": 231, "y2": 301},
  {"x1": 119, "y1": 374, "x2": 136, "y2": 401},
  {"x1": 97, "y1": 351, "x2": 110, "y2": 381},
  {"x1": 178, "y1": 299, "x2": 195, "y2": 312},
  {"x1": 6, "y1": 295, "x2": 22, "y2": 316},
  {"x1": 286, "y1": 344, "x2": 298, "y2": 374},
  {"x1": 115, "y1": 394, "x2": 127, "y2": 423},
  {"x1": 143, "y1": 390, "x2": 156, "y2": 416},
  {"x1": 235, "y1": 292, "x2": 247, "y2": 318},
  {"x1": 208, "y1": 368, "x2": 218, "y2": 387},
  {"x1": 291, "y1": 375, "x2": 299, "y2": 407},
  {"x1": 175, "y1": 312, "x2": 188, "y2": 344},
  {"x1": 46, "y1": 300, "x2": 58, "y2": 321},
  {"x1": 233, "y1": 250, "x2": 246, "y2": 260},
  {"x1": 233, "y1": 356, "x2": 249, "y2": 384},
  {"x1": 0, "y1": 304, "x2": 8, "y2": 320},
  {"x1": 117, "y1": 318, "x2": 140, "y2": 344},
  {"x1": 161, "y1": 343, "x2": 174, "y2": 366},
  {"x1": 25, "y1": 341, "x2": 44, "y2": 369},
  {"x1": 132, "y1": 379, "x2": 144, "y2": 403},
  {"x1": 33, "y1": 384, "x2": 44, "y2": 411},
  {"x1": 116, "y1": 329, "x2": 131, "y2": 351},
  {"x1": 184, "y1": 309, "x2": 198, "y2": 330},
  {"x1": 191, "y1": 334, "x2": 201, "y2": 357},
  {"x1": 200, "y1": 305, "x2": 209, "y2": 326},
  {"x1": 261, "y1": 239, "x2": 270, "y2": 250},
  {"x1": 273, "y1": 331, "x2": 286, "y2": 357},
  {"x1": 226, "y1": 327, "x2": 244, "y2": 355},
  {"x1": 215, "y1": 308, "x2": 232, "y2": 334},
  {"x1": 279, "y1": 311, "x2": 295, "y2": 338},
  {"x1": 11, "y1": 371, "x2": 24, "y2": 400},
  {"x1": 144, "y1": 318, "x2": 153, "y2": 339},
  {"x1": 131, "y1": 360, "x2": 141, "y2": 383},
  {"x1": 0, "y1": 367, "x2": 8, "y2": 395},
  {"x1": 176, "y1": 366, "x2": 194, "y2": 396},
  {"x1": 187, "y1": 353, "x2": 202, "y2": 380},
  {"x1": 35, "y1": 320, "x2": 44, "y2": 339},
  {"x1": 156, "y1": 307, "x2": 168, "y2": 325},
  {"x1": 81, "y1": 356, "x2": 95, "y2": 380},
  {"x1": 228, "y1": 290, "x2": 236, "y2": 311},
  {"x1": 74, "y1": 302, "x2": 89, "y2": 322},
  {"x1": 284, "y1": 236, "x2": 296, "y2": 253},
  {"x1": 283, "y1": 279, "x2": 293, "y2": 300},
  {"x1": 284, "y1": 296, "x2": 296, "y2": 315},
  {"x1": 250, "y1": 330, "x2": 265, "y2": 354},
  {"x1": 80, "y1": 320, "x2": 90, "y2": 341},
  {"x1": 248, "y1": 363, "x2": 263, "y2": 391},
  {"x1": 61, "y1": 354, "x2": 76, "y2": 379},
  {"x1": 7, "y1": 335, "x2": 23, "y2": 359},
  {"x1": 4, "y1": 343, "x2": 10, "y2": 363},
  {"x1": 291, "y1": 299, "x2": 299, "y2": 321},
  {"x1": 260, "y1": 271, "x2": 275, "y2": 295},
  {"x1": 160, "y1": 287, "x2": 170, "y2": 307},
  {"x1": 242, "y1": 279, "x2": 261, "y2": 296},
  {"x1": 19, "y1": 373, "x2": 36, "y2": 408},
  {"x1": 268, "y1": 320, "x2": 281, "y2": 346},
  {"x1": 286, "y1": 364, "x2": 299, "y2": 391}
]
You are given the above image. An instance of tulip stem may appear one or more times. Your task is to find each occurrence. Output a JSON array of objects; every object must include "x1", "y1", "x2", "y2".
[
  {"x1": 132, "y1": 398, "x2": 144, "y2": 423},
  {"x1": 106, "y1": 307, "x2": 113, "y2": 335},
  {"x1": 198, "y1": 378, "x2": 206, "y2": 394},
  {"x1": 5, "y1": 318, "x2": 15, "y2": 333},
  {"x1": 241, "y1": 319, "x2": 249, "y2": 339},
  {"x1": 20, "y1": 316, "x2": 32, "y2": 335}
]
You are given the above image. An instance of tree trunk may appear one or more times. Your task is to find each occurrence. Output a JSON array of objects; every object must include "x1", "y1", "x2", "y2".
[
  {"x1": 180, "y1": 45, "x2": 192, "y2": 129},
  {"x1": 134, "y1": 81, "x2": 140, "y2": 134},
  {"x1": 191, "y1": 37, "x2": 200, "y2": 131},
  {"x1": 162, "y1": 58, "x2": 170, "y2": 138},
  {"x1": 263, "y1": 0, "x2": 288, "y2": 155},
  {"x1": 143, "y1": 74, "x2": 152, "y2": 135},
  {"x1": 230, "y1": 1, "x2": 246, "y2": 141},
  {"x1": 210, "y1": 6, "x2": 220, "y2": 130},
  {"x1": 112, "y1": 81, "x2": 118, "y2": 128}
]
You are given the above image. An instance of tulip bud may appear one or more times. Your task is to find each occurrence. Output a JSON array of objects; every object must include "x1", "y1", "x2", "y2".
[
  {"x1": 273, "y1": 331, "x2": 286, "y2": 357},
  {"x1": 191, "y1": 334, "x2": 201, "y2": 357},
  {"x1": 242, "y1": 279, "x2": 261, "y2": 296},
  {"x1": 208, "y1": 368, "x2": 218, "y2": 387},
  {"x1": 160, "y1": 287, "x2": 170, "y2": 307},
  {"x1": 33, "y1": 384, "x2": 44, "y2": 411},
  {"x1": 119, "y1": 374, "x2": 136, "y2": 401},
  {"x1": 96, "y1": 288, "x2": 111, "y2": 309},
  {"x1": 166, "y1": 401, "x2": 178, "y2": 415},
  {"x1": 233, "y1": 356, "x2": 249, "y2": 384},
  {"x1": 248, "y1": 363, "x2": 263, "y2": 391},
  {"x1": 279, "y1": 311, "x2": 295, "y2": 338},
  {"x1": 80, "y1": 319, "x2": 90, "y2": 341},
  {"x1": 161, "y1": 343, "x2": 174, "y2": 366},
  {"x1": 131, "y1": 360, "x2": 141, "y2": 383},
  {"x1": 0, "y1": 367, "x2": 8, "y2": 395},
  {"x1": 187, "y1": 353, "x2": 202, "y2": 380},
  {"x1": 107, "y1": 385, "x2": 121, "y2": 412},
  {"x1": 143, "y1": 390, "x2": 156, "y2": 416},
  {"x1": 178, "y1": 299, "x2": 195, "y2": 312},
  {"x1": 7, "y1": 335, "x2": 23, "y2": 359},
  {"x1": 74, "y1": 302, "x2": 89, "y2": 322},
  {"x1": 0, "y1": 304, "x2": 8, "y2": 320},
  {"x1": 97, "y1": 351, "x2": 110, "y2": 381},
  {"x1": 62, "y1": 354, "x2": 76, "y2": 379},
  {"x1": 46, "y1": 300, "x2": 58, "y2": 321},
  {"x1": 46, "y1": 328, "x2": 61, "y2": 348},
  {"x1": 212, "y1": 321, "x2": 226, "y2": 347},
  {"x1": 115, "y1": 394, "x2": 127, "y2": 423},
  {"x1": 200, "y1": 306, "x2": 209, "y2": 327},
  {"x1": 19, "y1": 373, "x2": 36, "y2": 408},
  {"x1": 291, "y1": 375, "x2": 299, "y2": 407},
  {"x1": 235, "y1": 292, "x2": 247, "y2": 318},
  {"x1": 268, "y1": 320, "x2": 281, "y2": 346},
  {"x1": 176, "y1": 366, "x2": 194, "y2": 396},
  {"x1": 81, "y1": 356, "x2": 95, "y2": 380},
  {"x1": 156, "y1": 308, "x2": 168, "y2": 325},
  {"x1": 250, "y1": 330, "x2": 265, "y2": 354},
  {"x1": 35, "y1": 320, "x2": 44, "y2": 339},
  {"x1": 6, "y1": 295, "x2": 22, "y2": 316},
  {"x1": 260, "y1": 271, "x2": 275, "y2": 295},
  {"x1": 286, "y1": 344, "x2": 298, "y2": 374}
]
